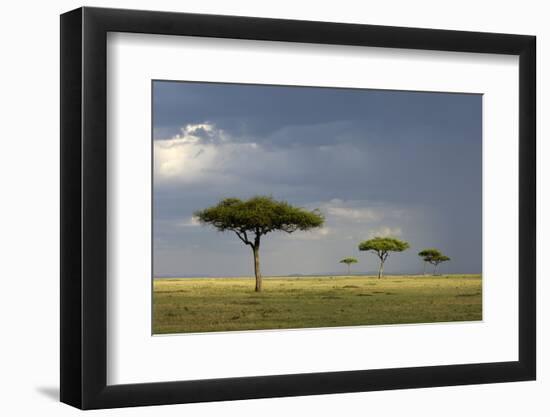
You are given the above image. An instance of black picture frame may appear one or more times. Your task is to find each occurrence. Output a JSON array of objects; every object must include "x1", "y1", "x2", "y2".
[{"x1": 60, "y1": 6, "x2": 536, "y2": 410}]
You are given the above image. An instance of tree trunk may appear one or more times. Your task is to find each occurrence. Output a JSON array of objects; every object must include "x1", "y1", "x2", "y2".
[
  {"x1": 347, "y1": 264, "x2": 351, "y2": 275},
  {"x1": 378, "y1": 259, "x2": 384, "y2": 279},
  {"x1": 253, "y1": 245, "x2": 262, "y2": 292},
  {"x1": 433, "y1": 263, "x2": 437, "y2": 275}
]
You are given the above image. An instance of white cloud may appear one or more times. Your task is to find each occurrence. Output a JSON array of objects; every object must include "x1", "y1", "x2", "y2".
[
  {"x1": 367, "y1": 226, "x2": 403, "y2": 238},
  {"x1": 326, "y1": 206, "x2": 382, "y2": 222},
  {"x1": 291, "y1": 199, "x2": 406, "y2": 244},
  {"x1": 177, "y1": 216, "x2": 200, "y2": 227},
  {"x1": 289, "y1": 226, "x2": 332, "y2": 240},
  {"x1": 154, "y1": 122, "x2": 268, "y2": 184},
  {"x1": 154, "y1": 121, "x2": 371, "y2": 187},
  {"x1": 170, "y1": 123, "x2": 227, "y2": 144},
  {"x1": 318, "y1": 199, "x2": 385, "y2": 223},
  {"x1": 154, "y1": 122, "x2": 223, "y2": 181}
]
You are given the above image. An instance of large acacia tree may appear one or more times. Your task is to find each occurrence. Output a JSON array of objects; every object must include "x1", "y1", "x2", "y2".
[
  {"x1": 195, "y1": 196, "x2": 324, "y2": 292},
  {"x1": 358, "y1": 237, "x2": 409, "y2": 279}
]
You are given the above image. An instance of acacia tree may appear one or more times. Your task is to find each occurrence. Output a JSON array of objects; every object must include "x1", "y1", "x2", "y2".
[
  {"x1": 418, "y1": 249, "x2": 450, "y2": 275},
  {"x1": 195, "y1": 196, "x2": 324, "y2": 292},
  {"x1": 418, "y1": 248, "x2": 442, "y2": 275},
  {"x1": 358, "y1": 237, "x2": 409, "y2": 279},
  {"x1": 339, "y1": 257, "x2": 358, "y2": 275},
  {"x1": 431, "y1": 255, "x2": 451, "y2": 275}
]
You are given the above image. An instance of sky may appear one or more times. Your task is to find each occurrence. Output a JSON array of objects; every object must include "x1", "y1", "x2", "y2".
[{"x1": 153, "y1": 81, "x2": 482, "y2": 276}]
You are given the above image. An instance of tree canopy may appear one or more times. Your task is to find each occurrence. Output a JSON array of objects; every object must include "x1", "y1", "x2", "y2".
[
  {"x1": 359, "y1": 237, "x2": 410, "y2": 255},
  {"x1": 195, "y1": 196, "x2": 324, "y2": 291},
  {"x1": 433, "y1": 255, "x2": 451, "y2": 263},
  {"x1": 195, "y1": 196, "x2": 324, "y2": 245},
  {"x1": 339, "y1": 257, "x2": 358, "y2": 265},
  {"x1": 418, "y1": 248, "x2": 442, "y2": 261}
]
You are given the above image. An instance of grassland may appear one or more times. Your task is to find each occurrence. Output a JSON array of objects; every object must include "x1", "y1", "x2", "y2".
[{"x1": 153, "y1": 274, "x2": 482, "y2": 334}]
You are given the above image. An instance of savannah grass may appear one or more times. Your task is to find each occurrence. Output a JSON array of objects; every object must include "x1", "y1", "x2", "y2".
[{"x1": 153, "y1": 274, "x2": 482, "y2": 334}]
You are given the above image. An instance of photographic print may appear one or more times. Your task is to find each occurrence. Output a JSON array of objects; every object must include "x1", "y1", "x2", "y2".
[{"x1": 152, "y1": 81, "x2": 482, "y2": 335}]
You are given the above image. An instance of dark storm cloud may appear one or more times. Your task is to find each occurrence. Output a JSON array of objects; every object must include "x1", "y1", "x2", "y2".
[
  {"x1": 153, "y1": 81, "x2": 480, "y2": 142},
  {"x1": 153, "y1": 80, "x2": 481, "y2": 276}
]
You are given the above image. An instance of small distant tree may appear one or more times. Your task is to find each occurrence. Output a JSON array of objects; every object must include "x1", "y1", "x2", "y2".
[
  {"x1": 195, "y1": 196, "x2": 324, "y2": 292},
  {"x1": 339, "y1": 257, "x2": 358, "y2": 275},
  {"x1": 418, "y1": 249, "x2": 450, "y2": 275},
  {"x1": 418, "y1": 248, "x2": 442, "y2": 275},
  {"x1": 358, "y1": 237, "x2": 409, "y2": 279},
  {"x1": 431, "y1": 255, "x2": 451, "y2": 275}
]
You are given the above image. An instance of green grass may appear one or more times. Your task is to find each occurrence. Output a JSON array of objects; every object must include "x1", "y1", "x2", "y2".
[{"x1": 153, "y1": 274, "x2": 482, "y2": 334}]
